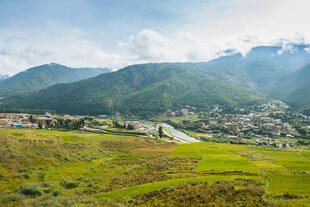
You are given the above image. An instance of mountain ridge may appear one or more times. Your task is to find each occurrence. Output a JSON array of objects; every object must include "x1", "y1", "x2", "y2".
[
  {"x1": 0, "y1": 63, "x2": 111, "y2": 97},
  {"x1": 0, "y1": 63, "x2": 269, "y2": 117}
]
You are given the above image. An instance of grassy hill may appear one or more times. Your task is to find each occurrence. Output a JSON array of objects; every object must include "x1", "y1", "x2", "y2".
[
  {"x1": 266, "y1": 64, "x2": 310, "y2": 114},
  {"x1": 0, "y1": 63, "x2": 268, "y2": 117},
  {"x1": 0, "y1": 63, "x2": 110, "y2": 97},
  {"x1": 0, "y1": 129, "x2": 309, "y2": 206}
]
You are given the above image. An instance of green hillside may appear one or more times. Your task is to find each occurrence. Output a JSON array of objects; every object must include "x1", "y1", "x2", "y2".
[
  {"x1": 0, "y1": 63, "x2": 110, "y2": 97},
  {"x1": 267, "y1": 64, "x2": 310, "y2": 114},
  {"x1": 0, "y1": 63, "x2": 268, "y2": 117}
]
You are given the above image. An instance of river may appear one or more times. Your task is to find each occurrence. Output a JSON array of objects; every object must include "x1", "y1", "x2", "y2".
[{"x1": 162, "y1": 123, "x2": 201, "y2": 143}]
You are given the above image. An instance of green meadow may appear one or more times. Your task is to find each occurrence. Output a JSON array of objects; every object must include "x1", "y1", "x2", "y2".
[{"x1": 1, "y1": 129, "x2": 310, "y2": 206}]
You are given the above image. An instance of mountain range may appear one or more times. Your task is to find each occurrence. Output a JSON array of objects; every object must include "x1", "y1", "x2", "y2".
[
  {"x1": 1, "y1": 44, "x2": 310, "y2": 116},
  {"x1": 192, "y1": 44, "x2": 310, "y2": 89},
  {"x1": 266, "y1": 64, "x2": 310, "y2": 114},
  {"x1": 0, "y1": 63, "x2": 268, "y2": 117},
  {"x1": 0, "y1": 63, "x2": 110, "y2": 97}
]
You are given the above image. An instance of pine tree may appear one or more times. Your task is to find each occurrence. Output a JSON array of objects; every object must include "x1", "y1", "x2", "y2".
[{"x1": 158, "y1": 126, "x2": 163, "y2": 138}]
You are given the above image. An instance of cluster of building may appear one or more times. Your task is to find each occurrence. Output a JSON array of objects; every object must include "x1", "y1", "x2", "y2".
[
  {"x1": 125, "y1": 121, "x2": 158, "y2": 133},
  {"x1": 224, "y1": 113, "x2": 295, "y2": 138},
  {"x1": 196, "y1": 107, "x2": 300, "y2": 145},
  {"x1": 0, "y1": 112, "x2": 84, "y2": 129},
  {"x1": 0, "y1": 113, "x2": 38, "y2": 128},
  {"x1": 297, "y1": 114, "x2": 310, "y2": 120}
]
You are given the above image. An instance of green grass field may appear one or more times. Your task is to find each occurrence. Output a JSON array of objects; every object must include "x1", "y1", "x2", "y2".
[{"x1": 1, "y1": 129, "x2": 310, "y2": 206}]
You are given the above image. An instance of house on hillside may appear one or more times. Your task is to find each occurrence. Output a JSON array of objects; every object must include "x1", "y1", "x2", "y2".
[
  {"x1": 198, "y1": 122, "x2": 206, "y2": 128},
  {"x1": 264, "y1": 123, "x2": 275, "y2": 131},
  {"x1": 181, "y1": 109, "x2": 189, "y2": 116},
  {"x1": 36, "y1": 116, "x2": 56, "y2": 125},
  {"x1": 225, "y1": 122, "x2": 238, "y2": 131},
  {"x1": 272, "y1": 126, "x2": 281, "y2": 138}
]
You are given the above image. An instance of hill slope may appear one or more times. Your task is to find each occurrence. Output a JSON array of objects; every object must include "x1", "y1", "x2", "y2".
[
  {"x1": 0, "y1": 63, "x2": 268, "y2": 117},
  {"x1": 0, "y1": 63, "x2": 110, "y2": 97},
  {"x1": 267, "y1": 64, "x2": 310, "y2": 114},
  {"x1": 193, "y1": 44, "x2": 310, "y2": 89}
]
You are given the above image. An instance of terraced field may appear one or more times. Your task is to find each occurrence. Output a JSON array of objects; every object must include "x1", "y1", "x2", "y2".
[{"x1": 0, "y1": 129, "x2": 310, "y2": 206}]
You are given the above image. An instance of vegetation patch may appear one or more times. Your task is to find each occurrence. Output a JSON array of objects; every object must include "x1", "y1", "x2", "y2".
[
  {"x1": 128, "y1": 180, "x2": 266, "y2": 207},
  {"x1": 93, "y1": 175, "x2": 263, "y2": 200},
  {"x1": 19, "y1": 184, "x2": 42, "y2": 197},
  {"x1": 60, "y1": 179, "x2": 79, "y2": 189}
]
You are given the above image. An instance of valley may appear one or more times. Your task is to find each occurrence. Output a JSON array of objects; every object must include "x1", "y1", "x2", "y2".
[{"x1": 2, "y1": 1, "x2": 310, "y2": 206}]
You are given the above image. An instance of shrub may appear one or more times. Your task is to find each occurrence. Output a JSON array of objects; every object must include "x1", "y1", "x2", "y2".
[
  {"x1": 38, "y1": 172, "x2": 46, "y2": 182},
  {"x1": 53, "y1": 189, "x2": 61, "y2": 197},
  {"x1": 19, "y1": 184, "x2": 42, "y2": 197},
  {"x1": 0, "y1": 173, "x2": 3, "y2": 178},
  {"x1": 23, "y1": 173, "x2": 30, "y2": 179},
  {"x1": 282, "y1": 193, "x2": 300, "y2": 199},
  {"x1": 60, "y1": 179, "x2": 79, "y2": 189}
]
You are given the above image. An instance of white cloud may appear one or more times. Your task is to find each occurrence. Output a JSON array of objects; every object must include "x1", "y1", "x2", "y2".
[
  {"x1": 2, "y1": 0, "x2": 310, "y2": 76},
  {"x1": 0, "y1": 28, "x2": 129, "y2": 75},
  {"x1": 118, "y1": 0, "x2": 310, "y2": 63},
  {"x1": 118, "y1": 29, "x2": 171, "y2": 61},
  {"x1": 119, "y1": 29, "x2": 222, "y2": 63},
  {"x1": 118, "y1": 29, "x2": 262, "y2": 63},
  {"x1": 277, "y1": 44, "x2": 298, "y2": 55}
]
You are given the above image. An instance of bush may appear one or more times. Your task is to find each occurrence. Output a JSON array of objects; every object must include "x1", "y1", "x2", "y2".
[
  {"x1": 52, "y1": 189, "x2": 61, "y2": 197},
  {"x1": 23, "y1": 173, "x2": 30, "y2": 179},
  {"x1": 0, "y1": 173, "x2": 3, "y2": 178},
  {"x1": 19, "y1": 184, "x2": 42, "y2": 197},
  {"x1": 38, "y1": 172, "x2": 46, "y2": 182},
  {"x1": 60, "y1": 179, "x2": 79, "y2": 189}
]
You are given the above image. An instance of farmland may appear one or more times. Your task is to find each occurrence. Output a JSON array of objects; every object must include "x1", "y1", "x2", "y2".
[{"x1": 1, "y1": 129, "x2": 310, "y2": 206}]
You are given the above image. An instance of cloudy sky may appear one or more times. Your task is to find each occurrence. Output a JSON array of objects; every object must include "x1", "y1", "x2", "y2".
[{"x1": 1, "y1": 0, "x2": 310, "y2": 75}]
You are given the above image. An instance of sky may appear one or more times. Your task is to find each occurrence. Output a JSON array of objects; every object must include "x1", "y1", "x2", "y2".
[{"x1": 1, "y1": 0, "x2": 310, "y2": 75}]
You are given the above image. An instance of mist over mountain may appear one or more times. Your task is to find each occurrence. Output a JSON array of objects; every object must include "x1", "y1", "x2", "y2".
[
  {"x1": 0, "y1": 63, "x2": 111, "y2": 97},
  {"x1": 194, "y1": 44, "x2": 310, "y2": 89}
]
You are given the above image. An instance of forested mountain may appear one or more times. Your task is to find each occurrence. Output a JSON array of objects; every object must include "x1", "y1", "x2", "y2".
[
  {"x1": 0, "y1": 63, "x2": 268, "y2": 117},
  {"x1": 266, "y1": 64, "x2": 310, "y2": 115},
  {"x1": 2, "y1": 44, "x2": 310, "y2": 116},
  {"x1": 192, "y1": 44, "x2": 310, "y2": 89},
  {"x1": 0, "y1": 63, "x2": 110, "y2": 97}
]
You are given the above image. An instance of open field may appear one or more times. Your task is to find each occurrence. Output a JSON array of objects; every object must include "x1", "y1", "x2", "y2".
[{"x1": 1, "y1": 129, "x2": 310, "y2": 206}]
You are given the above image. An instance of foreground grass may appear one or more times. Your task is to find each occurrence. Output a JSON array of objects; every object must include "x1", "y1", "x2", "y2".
[
  {"x1": 0, "y1": 129, "x2": 176, "y2": 206},
  {"x1": 1, "y1": 129, "x2": 310, "y2": 206}
]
